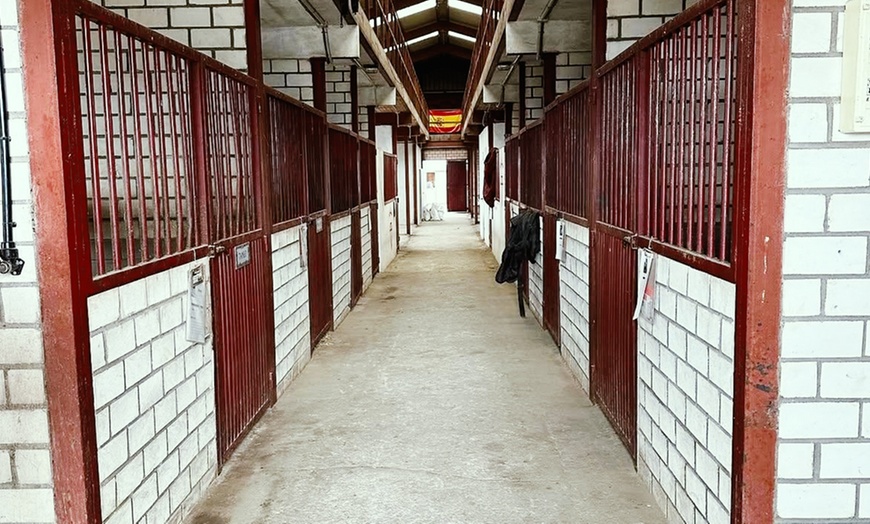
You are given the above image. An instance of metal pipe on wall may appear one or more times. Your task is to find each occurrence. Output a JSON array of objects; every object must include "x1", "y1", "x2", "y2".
[{"x1": 0, "y1": 31, "x2": 23, "y2": 276}]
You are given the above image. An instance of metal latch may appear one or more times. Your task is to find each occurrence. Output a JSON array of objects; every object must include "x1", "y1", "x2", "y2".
[
  {"x1": 208, "y1": 244, "x2": 227, "y2": 257},
  {"x1": 622, "y1": 234, "x2": 639, "y2": 250}
]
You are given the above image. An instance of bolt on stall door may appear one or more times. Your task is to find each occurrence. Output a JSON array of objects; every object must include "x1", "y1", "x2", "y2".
[
  {"x1": 204, "y1": 69, "x2": 276, "y2": 465},
  {"x1": 543, "y1": 213, "x2": 561, "y2": 346}
]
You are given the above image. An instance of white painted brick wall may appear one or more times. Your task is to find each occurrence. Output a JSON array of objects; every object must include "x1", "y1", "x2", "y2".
[
  {"x1": 361, "y1": 207, "x2": 373, "y2": 291},
  {"x1": 88, "y1": 263, "x2": 217, "y2": 524},
  {"x1": 637, "y1": 256, "x2": 736, "y2": 524},
  {"x1": 779, "y1": 2, "x2": 870, "y2": 521},
  {"x1": 559, "y1": 222, "x2": 591, "y2": 393},
  {"x1": 523, "y1": 62, "x2": 545, "y2": 123},
  {"x1": 528, "y1": 216, "x2": 544, "y2": 322},
  {"x1": 331, "y1": 215, "x2": 352, "y2": 327},
  {"x1": 263, "y1": 59, "x2": 314, "y2": 106},
  {"x1": 325, "y1": 64, "x2": 354, "y2": 129},
  {"x1": 555, "y1": 52, "x2": 592, "y2": 95},
  {"x1": 93, "y1": 0, "x2": 247, "y2": 70},
  {"x1": 271, "y1": 226, "x2": 311, "y2": 396},
  {"x1": 606, "y1": 0, "x2": 701, "y2": 59},
  {"x1": 0, "y1": 2, "x2": 56, "y2": 521}
]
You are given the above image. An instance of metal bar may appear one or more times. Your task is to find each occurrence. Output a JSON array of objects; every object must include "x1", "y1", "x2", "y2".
[
  {"x1": 142, "y1": 41, "x2": 162, "y2": 258},
  {"x1": 114, "y1": 31, "x2": 135, "y2": 267},
  {"x1": 721, "y1": 1, "x2": 735, "y2": 262},
  {"x1": 153, "y1": 45, "x2": 173, "y2": 256},
  {"x1": 129, "y1": 38, "x2": 149, "y2": 263},
  {"x1": 708, "y1": 7, "x2": 721, "y2": 258},
  {"x1": 166, "y1": 53, "x2": 185, "y2": 254},
  {"x1": 83, "y1": 18, "x2": 106, "y2": 274}
]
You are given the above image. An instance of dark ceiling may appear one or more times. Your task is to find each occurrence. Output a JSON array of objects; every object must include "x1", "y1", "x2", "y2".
[{"x1": 415, "y1": 54, "x2": 470, "y2": 109}]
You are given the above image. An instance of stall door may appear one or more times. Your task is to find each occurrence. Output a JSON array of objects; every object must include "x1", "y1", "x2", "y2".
[
  {"x1": 447, "y1": 161, "x2": 468, "y2": 212},
  {"x1": 351, "y1": 210, "x2": 363, "y2": 305},
  {"x1": 590, "y1": 229, "x2": 638, "y2": 458},
  {"x1": 542, "y1": 213, "x2": 560, "y2": 345},
  {"x1": 308, "y1": 216, "x2": 333, "y2": 348},
  {"x1": 371, "y1": 203, "x2": 380, "y2": 277},
  {"x1": 206, "y1": 72, "x2": 274, "y2": 465}
]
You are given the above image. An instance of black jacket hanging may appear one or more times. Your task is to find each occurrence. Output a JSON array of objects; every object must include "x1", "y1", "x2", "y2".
[{"x1": 496, "y1": 209, "x2": 540, "y2": 317}]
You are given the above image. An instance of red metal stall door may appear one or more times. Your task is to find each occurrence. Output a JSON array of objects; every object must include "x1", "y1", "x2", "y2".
[
  {"x1": 590, "y1": 231, "x2": 638, "y2": 459},
  {"x1": 308, "y1": 218, "x2": 333, "y2": 348},
  {"x1": 212, "y1": 237, "x2": 275, "y2": 464},
  {"x1": 447, "y1": 161, "x2": 468, "y2": 212},
  {"x1": 371, "y1": 203, "x2": 380, "y2": 277},
  {"x1": 351, "y1": 210, "x2": 363, "y2": 305},
  {"x1": 543, "y1": 213, "x2": 560, "y2": 346}
]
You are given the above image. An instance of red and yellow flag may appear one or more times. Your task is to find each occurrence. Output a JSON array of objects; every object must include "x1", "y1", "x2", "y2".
[{"x1": 429, "y1": 109, "x2": 462, "y2": 134}]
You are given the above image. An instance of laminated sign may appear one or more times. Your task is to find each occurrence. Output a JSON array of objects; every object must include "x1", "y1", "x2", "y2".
[
  {"x1": 186, "y1": 264, "x2": 207, "y2": 344},
  {"x1": 633, "y1": 250, "x2": 657, "y2": 322}
]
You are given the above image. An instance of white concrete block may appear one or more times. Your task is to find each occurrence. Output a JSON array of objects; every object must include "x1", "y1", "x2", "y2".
[
  {"x1": 784, "y1": 236, "x2": 868, "y2": 275},
  {"x1": 777, "y1": 483, "x2": 856, "y2": 519},
  {"x1": 784, "y1": 194, "x2": 827, "y2": 232},
  {"x1": 829, "y1": 193, "x2": 870, "y2": 232},
  {"x1": 778, "y1": 442, "x2": 814, "y2": 479},
  {"x1": 89, "y1": 289, "x2": 121, "y2": 330},
  {"x1": 98, "y1": 432, "x2": 128, "y2": 482},
  {"x1": 782, "y1": 279, "x2": 822, "y2": 317},
  {"x1": 791, "y1": 12, "x2": 834, "y2": 54},
  {"x1": 93, "y1": 362, "x2": 126, "y2": 410},
  {"x1": 782, "y1": 321, "x2": 866, "y2": 358},
  {"x1": 820, "y1": 362, "x2": 870, "y2": 399},
  {"x1": 788, "y1": 103, "x2": 829, "y2": 143},
  {"x1": 780, "y1": 361, "x2": 818, "y2": 398},
  {"x1": 104, "y1": 321, "x2": 137, "y2": 364},
  {"x1": 820, "y1": 442, "x2": 870, "y2": 478},
  {"x1": 789, "y1": 56, "x2": 843, "y2": 98},
  {"x1": 0, "y1": 489, "x2": 55, "y2": 523},
  {"x1": 707, "y1": 421, "x2": 731, "y2": 469},
  {"x1": 110, "y1": 388, "x2": 140, "y2": 437},
  {"x1": 0, "y1": 451, "x2": 11, "y2": 484},
  {"x1": 861, "y1": 484, "x2": 870, "y2": 518},
  {"x1": 779, "y1": 402, "x2": 860, "y2": 439},
  {"x1": 124, "y1": 346, "x2": 152, "y2": 387},
  {"x1": 1, "y1": 286, "x2": 40, "y2": 324},
  {"x1": 826, "y1": 279, "x2": 870, "y2": 316},
  {"x1": 7, "y1": 369, "x2": 45, "y2": 405},
  {"x1": 787, "y1": 148, "x2": 870, "y2": 188}
]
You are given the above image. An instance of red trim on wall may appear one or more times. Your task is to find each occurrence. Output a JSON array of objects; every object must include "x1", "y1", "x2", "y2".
[
  {"x1": 20, "y1": 0, "x2": 101, "y2": 521},
  {"x1": 730, "y1": 0, "x2": 789, "y2": 522}
]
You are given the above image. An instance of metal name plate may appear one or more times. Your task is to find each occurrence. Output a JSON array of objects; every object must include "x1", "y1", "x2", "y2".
[{"x1": 235, "y1": 243, "x2": 251, "y2": 269}]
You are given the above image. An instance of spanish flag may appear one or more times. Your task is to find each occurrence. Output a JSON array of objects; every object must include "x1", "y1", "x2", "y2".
[{"x1": 429, "y1": 109, "x2": 462, "y2": 134}]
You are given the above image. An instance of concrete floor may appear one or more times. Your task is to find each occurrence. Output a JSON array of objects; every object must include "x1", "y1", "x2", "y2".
[{"x1": 186, "y1": 213, "x2": 665, "y2": 524}]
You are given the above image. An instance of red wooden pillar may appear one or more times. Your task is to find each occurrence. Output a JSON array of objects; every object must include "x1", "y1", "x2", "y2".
[
  {"x1": 404, "y1": 137, "x2": 410, "y2": 235},
  {"x1": 367, "y1": 106, "x2": 375, "y2": 141},
  {"x1": 731, "y1": 0, "x2": 789, "y2": 522},
  {"x1": 311, "y1": 57, "x2": 327, "y2": 113},
  {"x1": 518, "y1": 62, "x2": 527, "y2": 129},
  {"x1": 351, "y1": 65, "x2": 359, "y2": 134},
  {"x1": 412, "y1": 136, "x2": 418, "y2": 225},
  {"x1": 20, "y1": 0, "x2": 101, "y2": 521},
  {"x1": 543, "y1": 53, "x2": 557, "y2": 106}
]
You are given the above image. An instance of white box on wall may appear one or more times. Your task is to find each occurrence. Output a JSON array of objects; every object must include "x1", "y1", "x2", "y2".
[{"x1": 840, "y1": 0, "x2": 870, "y2": 133}]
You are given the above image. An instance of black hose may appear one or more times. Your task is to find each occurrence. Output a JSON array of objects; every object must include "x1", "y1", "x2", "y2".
[{"x1": 0, "y1": 30, "x2": 24, "y2": 276}]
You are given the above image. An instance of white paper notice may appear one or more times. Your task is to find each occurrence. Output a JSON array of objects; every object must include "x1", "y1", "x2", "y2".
[
  {"x1": 300, "y1": 223, "x2": 309, "y2": 270},
  {"x1": 555, "y1": 219, "x2": 565, "y2": 262},
  {"x1": 633, "y1": 249, "x2": 657, "y2": 322},
  {"x1": 186, "y1": 264, "x2": 207, "y2": 344}
]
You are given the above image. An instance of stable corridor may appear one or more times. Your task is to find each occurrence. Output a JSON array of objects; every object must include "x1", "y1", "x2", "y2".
[{"x1": 186, "y1": 215, "x2": 664, "y2": 524}]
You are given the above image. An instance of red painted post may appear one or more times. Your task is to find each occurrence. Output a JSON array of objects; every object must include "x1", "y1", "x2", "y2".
[
  {"x1": 730, "y1": 0, "x2": 789, "y2": 522},
  {"x1": 19, "y1": 0, "x2": 102, "y2": 521},
  {"x1": 543, "y1": 53, "x2": 557, "y2": 106},
  {"x1": 311, "y1": 57, "x2": 327, "y2": 113}
]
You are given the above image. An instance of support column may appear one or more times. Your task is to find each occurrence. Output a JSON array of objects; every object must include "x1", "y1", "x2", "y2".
[
  {"x1": 351, "y1": 65, "x2": 359, "y2": 134},
  {"x1": 504, "y1": 102, "x2": 513, "y2": 136},
  {"x1": 20, "y1": 1, "x2": 101, "y2": 521},
  {"x1": 404, "y1": 138, "x2": 411, "y2": 235},
  {"x1": 311, "y1": 57, "x2": 327, "y2": 113},
  {"x1": 731, "y1": 1, "x2": 790, "y2": 522},
  {"x1": 518, "y1": 62, "x2": 527, "y2": 129},
  {"x1": 543, "y1": 53, "x2": 556, "y2": 106},
  {"x1": 412, "y1": 136, "x2": 418, "y2": 226},
  {"x1": 367, "y1": 106, "x2": 376, "y2": 141}
]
